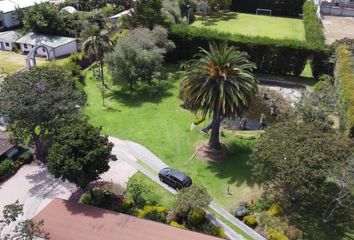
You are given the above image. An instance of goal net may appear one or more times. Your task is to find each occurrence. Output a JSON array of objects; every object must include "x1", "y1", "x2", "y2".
[{"x1": 256, "y1": 8, "x2": 272, "y2": 16}]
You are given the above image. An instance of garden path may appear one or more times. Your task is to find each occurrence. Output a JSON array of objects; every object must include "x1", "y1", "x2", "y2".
[{"x1": 109, "y1": 136, "x2": 266, "y2": 240}]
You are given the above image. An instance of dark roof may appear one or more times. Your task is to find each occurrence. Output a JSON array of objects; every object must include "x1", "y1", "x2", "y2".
[
  {"x1": 32, "y1": 198, "x2": 222, "y2": 240},
  {"x1": 0, "y1": 132, "x2": 14, "y2": 156}
]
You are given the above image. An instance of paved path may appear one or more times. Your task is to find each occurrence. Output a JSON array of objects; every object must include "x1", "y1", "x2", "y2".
[
  {"x1": 0, "y1": 158, "x2": 136, "y2": 238},
  {"x1": 109, "y1": 137, "x2": 266, "y2": 240}
]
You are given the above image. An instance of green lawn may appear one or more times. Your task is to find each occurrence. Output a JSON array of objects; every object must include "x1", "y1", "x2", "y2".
[
  {"x1": 192, "y1": 11, "x2": 306, "y2": 40},
  {"x1": 84, "y1": 66, "x2": 263, "y2": 211}
]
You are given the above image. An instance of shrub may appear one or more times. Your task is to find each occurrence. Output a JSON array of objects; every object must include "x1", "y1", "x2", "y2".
[
  {"x1": 187, "y1": 208, "x2": 206, "y2": 226},
  {"x1": 166, "y1": 210, "x2": 179, "y2": 223},
  {"x1": 79, "y1": 193, "x2": 93, "y2": 205},
  {"x1": 167, "y1": 24, "x2": 332, "y2": 78},
  {"x1": 303, "y1": 1, "x2": 325, "y2": 48},
  {"x1": 119, "y1": 197, "x2": 134, "y2": 212},
  {"x1": 0, "y1": 159, "x2": 20, "y2": 179},
  {"x1": 268, "y1": 228, "x2": 289, "y2": 240},
  {"x1": 247, "y1": 198, "x2": 272, "y2": 214},
  {"x1": 170, "y1": 221, "x2": 187, "y2": 229},
  {"x1": 235, "y1": 202, "x2": 250, "y2": 219},
  {"x1": 257, "y1": 212, "x2": 289, "y2": 237},
  {"x1": 243, "y1": 215, "x2": 258, "y2": 228},
  {"x1": 212, "y1": 226, "x2": 227, "y2": 239},
  {"x1": 335, "y1": 45, "x2": 354, "y2": 137},
  {"x1": 286, "y1": 226, "x2": 304, "y2": 240},
  {"x1": 143, "y1": 205, "x2": 166, "y2": 213},
  {"x1": 268, "y1": 203, "x2": 282, "y2": 217},
  {"x1": 17, "y1": 149, "x2": 33, "y2": 164}
]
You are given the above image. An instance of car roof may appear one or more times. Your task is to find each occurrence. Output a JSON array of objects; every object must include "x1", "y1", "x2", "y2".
[{"x1": 161, "y1": 167, "x2": 191, "y2": 184}]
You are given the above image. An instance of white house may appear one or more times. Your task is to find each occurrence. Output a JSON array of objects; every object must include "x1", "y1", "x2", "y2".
[
  {"x1": 0, "y1": 30, "x2": 20, "y2": 51},
  {"x1": 0, "y1": 0, "x2": 49, "y2": 29},
  {"x1": 16, "y1": 32, "x2": 78, "y2": 58}
]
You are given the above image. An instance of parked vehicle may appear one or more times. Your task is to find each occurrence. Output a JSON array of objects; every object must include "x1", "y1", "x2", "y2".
[{"x1": 158, "y1": 167, "x2": 192, "y2": 190}]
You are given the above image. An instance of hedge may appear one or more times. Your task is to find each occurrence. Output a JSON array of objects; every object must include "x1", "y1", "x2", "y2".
[
  {"x1": 334, "y1": 45, "x2": 354, "y2": 137},
  {"x1": 167, "y1": 24, "x2": 333, "y2": 78},
  {"x1": 303, "y1": 1, "x2": 325, "y2": 48},
  {"x1": 231, "y1": 0, "x2": 305, "y2": 17}
]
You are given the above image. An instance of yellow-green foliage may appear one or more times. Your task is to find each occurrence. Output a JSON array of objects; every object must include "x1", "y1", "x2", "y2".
[
  {"x1": 111, "y1": 30, "x2": 129, "y2": 43},
  {"x1": 212, "y1": 227, "x2": 227, "y2": 239},
  {"x1": 335, "y1": 45, "x2": 354, "y2": 137},
  {"x1": 268, "y1": 229, "x2": 289, "y2": 240},
  {"x1": 143, "y1": 205, "x2": 166, "y2": 213},
  {"x1": 170, "y1": 221, "x2": 187, "y2": 229},
  {"x1": 193, "y1": 115, "x2": 206, "y2": 125},
  {"x1": 243, "y1": 215, "x2": 258, "y2": 228},
  {"x1": 120, "y1": 197, "x2": 133, "y2": 211},
  {"x1": 187, "y1": 208, "x2": 206, "y2": 225},
  {"x1": 268, "y1": 203, "x2": 282, "y2": 217}
]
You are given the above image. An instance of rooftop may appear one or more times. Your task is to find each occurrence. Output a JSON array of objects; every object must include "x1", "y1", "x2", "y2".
[
  {"x1": 0, "y1": 132, "x2": 14, "y2": 156},
  {"x1": 0, "y1": 0, "x2": 49, "y2": 13},
  {"x1": 33, "y1": 198, "x2": 222, "y2": 240},
  {"x1": 0, "y1": 30, "x2": 20, "y2": 42},
  {"x1": 16, "y1": 32, "x2": 76, "y2": 48}
]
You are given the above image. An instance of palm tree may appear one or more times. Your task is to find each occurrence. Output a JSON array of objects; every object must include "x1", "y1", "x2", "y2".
[
  {"x1": 83, "y1": 32, "x2": 114, "y2": 88},
  {"x1": 180, "y1": 43, "x2": 258, "y2": 149}
]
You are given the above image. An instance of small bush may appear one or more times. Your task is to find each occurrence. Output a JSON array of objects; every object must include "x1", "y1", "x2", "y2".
[
  {"x1": 248, "y1": 198, "x2": 272, "y2": 213},
  {"x1": 243, "y1": 215, "x2": 258, "y2": 228},
  {"x1": 286, "y1": 226, "x2": 304, "y2": 240},
  {"x1": 268, "y1": 228, "x2": 289, "y2": 240},
  {"x1": 0, "y1": 159, "x2": 20, "y2": 179},
  {"x1": 212, "y1": 226, "x2": 227, "y2": 239},
  {"x1": 143, "y1": 205, "x2": 166, "y2": 213},
  {"x1": 79, "y1": 193, "x2": 93, "y2": 205},
  {"x1": 187, "y1": 208, "x2": 206, "y2": 226},
  {"x1": 257, "y1": 212, "x2": 290, "y2": 237},
  {"x1": 166, "y1": 210, "x2": 179, "y2": 223},
  {"x1": 119, "y1": 197, "x2": 134, "y2": 211},
  {"x1": 17, "y1": 150, "x2": 33, "y2": 164},
  {"x1": 170, "y1": 221, "x2": 187, "y2": 229},
  {"x1": 235, "y1": 202, "x2": 249, "y2": 219},
  {"x1": 268, "y1": 203, "x2": 282, "y2": 217}
]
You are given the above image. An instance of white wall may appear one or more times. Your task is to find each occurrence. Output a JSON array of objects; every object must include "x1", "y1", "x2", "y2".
[
  {"x1": 20, "y1": 44, "x2": 51, "y2": 57},
  {"x1": 53, "y1": 41, "x2": 78, "y2": 57},
  {"x1": 0, "y1": 40, "x2": 13, "y2": 51}
]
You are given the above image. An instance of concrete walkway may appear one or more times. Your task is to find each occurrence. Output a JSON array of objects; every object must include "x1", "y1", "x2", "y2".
[
  {"x1": 0, "y1": 158, "x2": 136, "y2": 238},
  {"x1": 108, "y1": 136, "x2": 266, "y2": 240}
]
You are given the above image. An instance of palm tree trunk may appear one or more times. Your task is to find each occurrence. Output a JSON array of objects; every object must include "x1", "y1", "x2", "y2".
[{"x1": 209, "y1": 111, "x2": 221, "y2": 149}]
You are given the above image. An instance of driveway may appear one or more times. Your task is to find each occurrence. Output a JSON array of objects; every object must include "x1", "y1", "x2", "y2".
[
  {"x1": 0, "y1": 158, "x2": 136, "y2": 238},
  {"x1": 108, "y1": 136, "x2": 266, "y2": 240}
]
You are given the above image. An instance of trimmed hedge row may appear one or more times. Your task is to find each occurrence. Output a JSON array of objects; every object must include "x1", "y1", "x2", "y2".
[
  {"x1": 303, "y1": 1, "x2": 325, "y2": 48},
  {"x1": 334, "y1": 45, "x2": 354, "y2": 138},
  {"x1": 231, "y1": 0, "x2": 305, "y2": 17},
  {"x1": 166, "y1": 24, "x2": 333, "y2": 78}
]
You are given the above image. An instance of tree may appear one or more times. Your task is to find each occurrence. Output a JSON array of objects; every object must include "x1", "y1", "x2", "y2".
[
  {"x1": 175, "y1": 184, "x2": 211, "y2": 217},
  {"x1": 47, "y1": 121, "x2": 116, "y2": 191},
  {"x1": 122, "y1": 0, "x2": 166, "y2": 29},
  {"x1": 16, "y1": 2, "x2": 80, "y2": 37},
  {"x1": 249, "y1": 120, "x2": 352, "y2": 202},
  {"x1": 1, "y1": 201, "x2": 47, "y2": 240},
  {"x1": 106, "y1": 26, "x2": 175, "y2": 92},
  {"x1": 83, "y1": 32, "x2": 114, "y2": 106},
  {"x1": 180, "y1": 43, "x2": 258, "y2": 149},
  {"x1": 0, "y1": 66, "x2": 83, "y2": 159}
]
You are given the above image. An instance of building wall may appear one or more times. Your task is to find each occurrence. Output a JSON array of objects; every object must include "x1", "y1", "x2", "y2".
[
  {"x1": 53, "y1": 41, "x2": 78, "y2": 57},
  {"x1": 0, "y1": 40, "x2": 13, "y2": 51},
  {"x1": 2, "y1": 11, "x2": 19, "y2": 28},
  {"x1": 20, "y1": 44, "x2": 51, "y2": 57},
  {"x1": 321, "y1": 6, "x2": 354, "y2": 16}
]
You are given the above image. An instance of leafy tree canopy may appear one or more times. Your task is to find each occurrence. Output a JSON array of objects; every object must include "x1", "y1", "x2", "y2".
[
  {"x1": 249, "y1": 120, "x2": 352, "y2": 201},
  {"x1": 47, "y1": 120, "x2": 116, "y2": 190},
  {"x1": 175, "y1": 184, "x2": 212, "y2": 217},
  {"x1": 106, "y1": 26, "x2": 175, "y2": 91},
  {"x1": 0, "y1": 66, "x2": 83, "y2": 157}
]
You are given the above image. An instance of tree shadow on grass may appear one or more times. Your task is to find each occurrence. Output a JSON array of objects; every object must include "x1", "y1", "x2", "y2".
[
  {"x1": 205, "y1": 139, "x2": 257, "y2": 188},
  {"x1": 105, "y1": 70, "x2": 178, "y2": 108}
]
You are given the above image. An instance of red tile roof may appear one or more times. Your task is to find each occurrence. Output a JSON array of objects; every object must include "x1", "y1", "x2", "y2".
[
  {"x1": 33, "y1": 198, "x2": 223, "y2": 240},
  {"x1": 0, "y1": 132, "x2": 14, "y2": 156}
]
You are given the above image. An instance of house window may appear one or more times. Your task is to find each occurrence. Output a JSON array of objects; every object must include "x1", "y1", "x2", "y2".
[
  {"x1": 5, "y1": 42, "x2": 9, "y2": 47},
  {"x1": 23, "y1": 44, "x2": 28, "y2": 49}
]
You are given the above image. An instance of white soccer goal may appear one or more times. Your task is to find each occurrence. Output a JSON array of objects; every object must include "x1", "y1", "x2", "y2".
[{"x1": 256, "y1": 8, "x2": 272, "y2": 16}]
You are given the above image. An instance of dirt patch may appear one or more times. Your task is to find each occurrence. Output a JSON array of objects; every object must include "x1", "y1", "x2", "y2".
[
  {"x1": 322, "y1": 16, "x2": 354, "y2": 44},
  {"x1": 195, "y1": 141, "x2": 228, "y2": 163}
]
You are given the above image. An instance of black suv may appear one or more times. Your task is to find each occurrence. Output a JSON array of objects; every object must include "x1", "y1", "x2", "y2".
[{"x1": 159, "y1": 167, "x2": 192, "y2": 190}]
